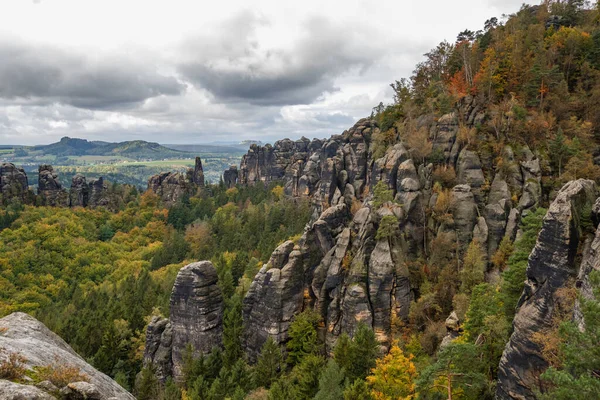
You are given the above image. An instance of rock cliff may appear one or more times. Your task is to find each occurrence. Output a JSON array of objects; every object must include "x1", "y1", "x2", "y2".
[
  {"x1": 0, "y1": 312, "x2": 134, "y2": 400},
  {"x1": 0, "y1": 163, "x2": 30, "y2": 204},
  {"x1": 146, "y1": 157, "x2": 206, "y2": 205},
  {"x1": 496, "y1": 179, "x2": 598, "y2": 399},
  {"x1": 38, "y1": 165, "x2": 69, "y2": 207},
  {"x1": 232, "y1": 110, "x2": 544, "y2": 358},
  {"x1": 143, "y1": 261, "x2": 224, "y2": 382}
]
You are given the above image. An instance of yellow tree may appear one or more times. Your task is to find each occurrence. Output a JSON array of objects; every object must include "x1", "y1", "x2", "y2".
[{"x1": 366, "y1": 344, "x2": 417, "y2": 400}]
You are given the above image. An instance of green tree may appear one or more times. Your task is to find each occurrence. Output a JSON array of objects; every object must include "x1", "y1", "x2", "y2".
[
  {"x1": 286, "y1": 310, "x2": 321, "y2": 366},
  {"x1": 540, "y1": 271, "x2": 600, "y2": 399},
  {"x1": 346, "y1": 324, "x2": 380, "y2": 382},
  {"x1": 291, "y1": 354, "x2": 326, "y2": 399},
  {"x1": 164, "y1": 377, "x2": 182, "y2": 400},
  {"x1": 373, "y1": 181, "x2": 394, "y2": 208},
  {"x1": 269, "y1": 377, "x2": 300, "y2": 400},
  {"x1": 460, "y1": 240, "x2": 486, "y2": 294},
  {"x1": 343, "y1": 379, "x2": 374, "y2": 400},
  {"x1": 416, "y1": 342, "x2": 488, "y2": 400},
  {"x1": 376, "y1": 215, "x2": 399, "y2": 241},
  {"x1": 135, "y1": 366, "x2": 160, "y2": 400},
  {"x1": 500, "y1": 208, "x2": 546, "y2": 322},
  {"x1": 223, "y1": 294, "x2": 244, "y2": 368},
  {"x1": 314, "y1": 359, "x2": 346, "y2": 400},
  {"x1": 254, "y1": 337, "x2": 283, "y2": 389},
  {"x1": 549, "y1": 129, "x2": 575, "y2": 177}
]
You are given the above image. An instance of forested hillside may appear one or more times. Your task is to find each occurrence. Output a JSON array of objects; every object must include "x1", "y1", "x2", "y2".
[
  {"x1": 0, "y1": 183, "x2": 311, "y2": 394},
  {"x1": 3, "y1": 2, "x2": 600, "y2": 400}
]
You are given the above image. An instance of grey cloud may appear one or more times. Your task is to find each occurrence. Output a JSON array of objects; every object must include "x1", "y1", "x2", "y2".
[
  {"x1": 178, "y1": 14, "x2": 386, "y2": 106},
  {"x1": 0, "y1": 39, "x2": 184, "y2": 110}
]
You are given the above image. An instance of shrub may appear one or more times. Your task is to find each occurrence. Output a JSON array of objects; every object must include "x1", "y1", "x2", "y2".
[
  {"x1": 0, "y1": 349, "x2": 27, "y2": 381},
  {"x1": 35, "y1": 361, "x2": 89, "y2": 388}
]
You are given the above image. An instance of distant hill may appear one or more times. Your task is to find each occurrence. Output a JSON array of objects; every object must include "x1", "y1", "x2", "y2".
[
  {"x1": 32, "y1": 137, "x2": 191, "y2": 160},
  {"x1": 163, "y1": 143, "x2": 248, "y2": 154}
]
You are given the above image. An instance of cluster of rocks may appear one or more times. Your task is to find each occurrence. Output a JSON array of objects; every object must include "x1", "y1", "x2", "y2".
[
  {"x1": 0, "y1": 162, "x2": 119, "y2": 209},
  {"x1": 147, "y1": 157, "x2": 205, "y2": 206},
  {"x1": 0, "y1": 313, "x2": 134, "y2": 400},
  {"x1": 141, "y1": 102, "x2": 597, "y2": 399},
  {"x1": 0, "y1": 163, "x2": 30, "y2": 204}
]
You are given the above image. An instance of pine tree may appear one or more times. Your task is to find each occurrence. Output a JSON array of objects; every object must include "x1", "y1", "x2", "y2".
[
  {"x1": 416, "y1": 342, "x2": 488, "y2": 399},
  {"x1": 163, "y1": 377, "x2": 182, "y2": 400},
  {"x1": 343, "y1": 379, "x2": 373, "y2": 400},
  {"x1": 254, "y1": 337, "x2": 283, "y2": 389},
  {"x1": 460, "y1": 240, "x2": 486, "y2": 294},
  {"x1": 223, "y1": 294, "x2": 244, "y2": 368},
  {"x1": 347, "y1": 324, "x2": 380, "y2": 382},
  {"x1": 135, "y1": 366, "x2": 160, "y2": 400},
  {"x1": 286, "y1": 310, "x2": 321, "y2": 366},
  {"x1": 314, "y1": 359, "x2": 346, "y2": 400},
  {"x1": 291, "y1": 354, "x2": 325, "y2": 399}
]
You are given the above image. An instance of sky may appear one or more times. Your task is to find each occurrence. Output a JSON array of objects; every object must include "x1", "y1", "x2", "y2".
[{"x1": 0, "y1": 0, "x2": 528, "y2": 145}]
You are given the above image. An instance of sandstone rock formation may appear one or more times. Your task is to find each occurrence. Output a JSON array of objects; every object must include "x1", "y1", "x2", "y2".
[
  {"x1": 69, "y1": 174, "x2": 90, "y2": 207},
  {"x1": 0, "y1": 163, "x2": 29, "y2": 203},
  {"x1": 192, "y1": 157, "x2": 205, "y2": 187},
  {"x1": 38, "y1": 165, "x2": 69, "y2": 207},
  {"x1": 146, "y1": 157, "x2": 206, "y2": 205},
  {"x1": 223, "y1": 165, "x2": 239, "y2": 188},
  {"x1": 143, "y1": 261, "x2": 224, "y2": 382},
  {"x1": 0, "y1": 312, "x2": 134, "y2": 400},
  {"x1": 226, "y1": 116, "x2": 552, "y2": 360},
  {"x1": 147, "y1": 172, "x2": 194, "y2": 206},
  {"x1": 88, "y1": 178, "x2": 112, "y2": 208},
  {"x1": 496, "y1": 179, "x2": 598, "y2": 399}
]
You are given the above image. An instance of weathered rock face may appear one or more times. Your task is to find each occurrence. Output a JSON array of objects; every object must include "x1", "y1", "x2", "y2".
[
  {"x1": 143, "y1": 261, "x2": 224, "y2": 382},
  {"x1": 235, "y1": 119, "x2": 375, "y2": 203},
  {"x1": 38, "y1": 165, "x2": 69, "y2": 207},
  {"x1": 229, "y1": 116, "x2": 554, "y2": 361},
  {"x1": 70, "y1": 175, "x2": 89, "y2": 208},
  {"x1": 147, "y1": 157, "x2": 208, "y2": 206},
  {"x1": 496, "y1": 179, "x2": 598, "y2": 400},
  {"x1": 170, "y1": 261, "x2": 223, "y2": 380},
  {"x1": 243, "y1": 241, "x2": 304, "y2": 361},
  {"x1": 0, "y1": 163, "x2": 29, "y2": 203},
  {"x1": 223, "y1": 165, "x2": 239, "y2": 188},
  {"x1": 192, "y1": 157, "x2": 205, "y2": 187},
  {"x1": 147, "y1": 172, "x2": 194, "y2": 206},
  {"x1": 0, "y1": 312, "x2": 134, "y2": 400},
  {"x1": 88, "y1": 178, "x2": 111, "y2": 208}
]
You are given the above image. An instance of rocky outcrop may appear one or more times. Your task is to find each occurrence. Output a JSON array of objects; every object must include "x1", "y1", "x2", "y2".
[
  {"x1": 0, "y1": 380, "x2": 55, "y2": 400},
  {"x1": 223, "y1": 165, "x2": 239, "y2": 188},
  {"x1": 229, "y1": 116, "x2": 554, "y2": 363},
  {"x1": 147, "y1": 157, "x2": 207, "y2": 206},
  {"x1": 143, "y1": 261, "x2": 224, "y2": 382},
  {"x1": 235, "y1": 119, "x2": 375, "y2": 204},
  {"x1": 88, "y1": 178, "x2": 111, "y2": 208},
  {"x1": 38, "y1": 165, "x2": 69, "y2": 207},
  {"x1": 192, "y1": 157, "x2": 205, "y2": 187},
  {"x1": 0, "y1": 163, "x2": 29, "y2": 203},
  {"x1": 243, "y1": 241, "x2": 305, "y2": 361},
  {"x1": 69, "y1": 175, "x2": 90, "y2": 208},
  {"x1": 496, "y1": 179, "x2": 597, "y2": 400},
  {"x1": 0, "y1": 312, "x2": 134, "y2": 400},
  {"x1": 147, "y1": 172, "x2": 195, "y2": 206}
]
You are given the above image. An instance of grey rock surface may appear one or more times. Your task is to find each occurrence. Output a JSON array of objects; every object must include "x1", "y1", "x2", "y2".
[
  {"x1": 0, "y1": 312, "x2": 134, "y2": 400},
  {"x1": 496, "y1": 179, "x2": 597, "y2": 400}
]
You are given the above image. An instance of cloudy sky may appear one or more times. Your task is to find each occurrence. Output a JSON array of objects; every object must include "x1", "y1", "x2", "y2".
[{"x1": 0, "y1": 0, "x2": 527, "y2": 145}]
